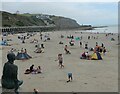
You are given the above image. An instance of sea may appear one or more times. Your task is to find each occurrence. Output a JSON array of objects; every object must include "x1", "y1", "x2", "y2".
[{"x1": 83, "y1": 25, "x2": 118, "y2": 34}]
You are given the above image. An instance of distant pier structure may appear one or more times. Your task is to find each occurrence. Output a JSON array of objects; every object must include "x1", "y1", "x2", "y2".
[{"x1": 0, "y1": 25, "x2": 55, "y2": 33}]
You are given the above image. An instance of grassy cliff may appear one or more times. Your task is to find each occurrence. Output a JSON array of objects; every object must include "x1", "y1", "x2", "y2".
[{"x1": 2, "y1": 11, "x2": 80, "y2": 29}]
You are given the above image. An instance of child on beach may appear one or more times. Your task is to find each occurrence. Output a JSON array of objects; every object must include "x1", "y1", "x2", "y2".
[
  {"x1": 67, "y1": 73, "x2": 73, "y2": 83},
  {"x1": 56, "y1": 54, "x2": 64, "y2": 68}
]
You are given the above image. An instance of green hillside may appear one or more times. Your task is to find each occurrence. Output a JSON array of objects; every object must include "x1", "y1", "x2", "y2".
[
  {"x1": 2, "y1": 11, "x2": 46, "y2": 27},
  {"x1": 2, "y1": 11, "x2": 81, "y2": 29}
]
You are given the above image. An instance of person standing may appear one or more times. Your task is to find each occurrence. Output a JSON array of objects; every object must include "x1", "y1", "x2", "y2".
[
  {"x1": 57, "y1": 54, "x2": 64, "y2": 68},
  {"x1": 80, "y1": 41, "x2": 82, "y2": 47},
  {"x1": 103, "y1": 47, "x2": 106, "y2": 55}
]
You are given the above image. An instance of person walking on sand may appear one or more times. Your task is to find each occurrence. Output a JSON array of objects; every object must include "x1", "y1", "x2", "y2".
[
  {"x1": 80, "y1": 41, "x2": 82, "y2": 47},
  {"x1": 56, "y1": 54, "x2": 64, "y2": 68}
]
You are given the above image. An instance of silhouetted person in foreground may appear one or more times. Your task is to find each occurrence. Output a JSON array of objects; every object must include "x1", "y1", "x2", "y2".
[{"x1": 1, "y1": 53, "x2": 23, "y2": 94}]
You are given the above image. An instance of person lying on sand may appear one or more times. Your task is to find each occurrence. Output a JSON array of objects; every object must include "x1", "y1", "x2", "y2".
[
  {"x1": 30, "y1": 39, "x2": 38, "y2": 43},
  {"x1": 34, "y1": 48, "x2": 44, "y2": 53},
  {"x1": 59, "y1": 41, "x2": 63, "y2": 44},
  {"x1": 25, "y1": 65, "x2": 42, "y2": 74}
]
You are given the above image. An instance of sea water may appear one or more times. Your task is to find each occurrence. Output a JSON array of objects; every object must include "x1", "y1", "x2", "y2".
[{"x1": 83, "y1": 25, "x2": 118, "y2": 34}]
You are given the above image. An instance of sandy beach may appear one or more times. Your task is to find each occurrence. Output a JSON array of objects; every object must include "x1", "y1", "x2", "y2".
[{"x1": 1, "y1": 30, "x2": 118, "y2": 92}]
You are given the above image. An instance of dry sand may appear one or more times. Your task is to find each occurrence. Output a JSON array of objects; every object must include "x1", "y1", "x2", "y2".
[{"x1": 1, "y1": 30, "x2": 118, "y2": 92}]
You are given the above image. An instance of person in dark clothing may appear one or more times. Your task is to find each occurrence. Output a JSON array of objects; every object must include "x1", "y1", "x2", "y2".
[
  {"x1": 85, "y1": 44, "x2": 88, "y2": 49},
  {"x1": 25, "y1": 65, "x2": 36, "y2": 74},
  {"x1": 64, "y1": 45, "x2": 71, "y2": 54},
  {"x1": 80, "y1": 41, "x2": 82, "y2": 47},
  {"x1": 101, "y1": 43, "x2": 104, "y2": 47},
  {"x1": 1, "y1": 53, "x2": 23, "y2": 94},
  {"x1": 30, "y1": 65, "x2": 35, "y2": 72},
  {"x1": 41, "y1": 44, "x2": 44, "y2": 48},
  {"x1": 103, "y1": 47, "x2": 106, "y2": 55}
]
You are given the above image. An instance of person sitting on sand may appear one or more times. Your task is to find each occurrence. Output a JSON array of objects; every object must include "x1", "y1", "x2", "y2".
[
  {"x1": 24, "y1": 49, "x2": 27, "y2": 53},
  {"x1": 34, "y1": 48, "x2": 44, "y2": 53},
  {"x1": 59, "y1": 41, "x2": 63, "y2": 44},
  {"x1": 61, "y1": 34, "x2": 64, "y2": 38},
  {"x1": 30, "y1": 65, "x2": 35, "y2": 72},
  {"x1": 85, "y1": 52, "x2": 91, "y2": 60},
  {"x1": 69, "y1": 39, "x2": 74, "y2": 46},
  {"x1": 24, "y1": 49, "x2": 32, "y2": 58},
  {"x1": 64, "y1": 45, "x2": 71, "y2": 54},
  {"x1": 33, "y1": 88, "x2": 39, "y2": 94},
  {"x1": 22, "y1": 39, "x2": 25, "y2": 43},
  {"x1": 21, "y1": 48, "x2": 24, "y2": 53},
  {"x1": 80, "y1": 52, "x2": 86, "y2": 59},
  {"x1": 10, "y1": 48, "x2": 16, "y2": 53},
  {"x1": 36, "y1": 66, "x2": 42, "y2": 73}
]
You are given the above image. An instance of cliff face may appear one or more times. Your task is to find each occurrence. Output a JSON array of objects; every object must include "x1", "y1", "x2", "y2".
[
  {"x1": 2, "y1": 11, "x2": 80, "y2": 29},
  {"x1": 51, "y1": 16, "x2": 80, "y2": 29}
]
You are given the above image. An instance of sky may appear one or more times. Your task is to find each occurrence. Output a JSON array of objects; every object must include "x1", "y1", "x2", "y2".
[{"x1": 1, "y1": 1, "x2": 118, "y2": 26}]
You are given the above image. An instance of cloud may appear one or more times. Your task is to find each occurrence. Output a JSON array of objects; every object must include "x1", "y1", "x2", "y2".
[
  {"x1": 1, "y1": 0, "x2": 119, "y2": 2},
  {"x1": 1, "y1": 2, "x2": 118, "y2": 25}
]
